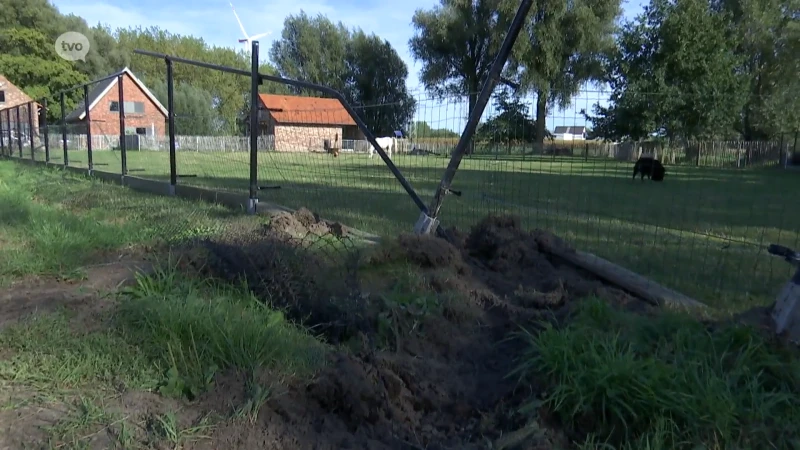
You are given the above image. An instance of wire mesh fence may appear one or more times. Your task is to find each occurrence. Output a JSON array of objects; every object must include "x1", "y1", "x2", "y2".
[{"x1": 1, "y1": 45, "x2": 798, "y2": 313}]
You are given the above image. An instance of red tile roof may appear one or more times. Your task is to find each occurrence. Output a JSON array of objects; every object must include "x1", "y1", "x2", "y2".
[{"x1": 258, "y1": 94, "x2": 356, "y2": 126}]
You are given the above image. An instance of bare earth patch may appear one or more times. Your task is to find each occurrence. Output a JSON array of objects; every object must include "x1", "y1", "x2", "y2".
[
  {"x1": 180, "y1": 210, "x2": 656, "y2": 450},
  {"x1": 0, "y1": 258, "x2": 152, "y2": 331},
  {"x1": 5, "y1": 208, "x2": 774, "y2": 449}
]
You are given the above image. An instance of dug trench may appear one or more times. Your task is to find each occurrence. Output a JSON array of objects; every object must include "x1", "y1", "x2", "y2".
[{"x1": 175, "y1": 209, "x2": 659, "y2": 450}]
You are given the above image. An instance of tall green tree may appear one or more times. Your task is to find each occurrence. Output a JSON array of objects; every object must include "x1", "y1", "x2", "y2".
[
  {"x1": 711, "y1": 0, "x2": 800, "y2": 138},
  {"x1": 270, "y1": 12, "x2": 415, "y2": 135},
  {"x1": 269, "y1": 12, "x2": 350, "y2": 95},
  {"x1": 587, "y1": 0, "x2": 745, "y2": 140},
  {"x1": 477, "y1": 89, "x2": 548, "y2": 143},
  {"x1": 149, "y1": 79, "x2": 218, "y2": 135},
  {"x1": 0, "y1": 27, "x2": 88, "y2": 121},
  {"x1": 346, "y1": 30, "x2": 416, "y2": 135},
  {"x1": 507, "y1": 0, "x2": 621, "y2": 149},
  {"x1": 408, "y1": 0, "x2": 509, "y2": 124}
]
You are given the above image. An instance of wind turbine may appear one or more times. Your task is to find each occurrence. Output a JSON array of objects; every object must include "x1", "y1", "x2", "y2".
[{"x1": 229, "y1": 2, "x2": 271, "y2": 48}]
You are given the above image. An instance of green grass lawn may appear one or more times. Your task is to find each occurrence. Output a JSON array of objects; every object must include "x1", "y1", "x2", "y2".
[
  {"x1": 0, "y1": 159, "x2": 263, "y2": 284},
  {"x1": 31, "y1": 148, "x2": 800, "y2": 311}
]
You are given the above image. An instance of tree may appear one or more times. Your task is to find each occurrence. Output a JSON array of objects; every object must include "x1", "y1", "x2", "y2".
[
  {"x1": 507, "y1": 0, "x2": 621, "y2": 149},
  {"x1": 477, "y1": 90, "x2": 546, "y2": 143},
  {"x1": 270, "y1": 13, "x2": 415, "y2": 135},
  {"x1": 408, "y1": 0, "x2": 510, "y2": 125},
  {"x1": 346, "y1": 30, "x2": 416, "y2": 136},
  {"x1": 711, "y1": 0, "x2": 800, "y2": 138},
  {"x1": 0, "y1": 27, "x2": 89, "y2": 122},
  {"x1": 115, "y1": 27, "x2": 285, "y2": 135},
  {"x1": 149, "y1": 79, "x2": 219, "y2": 135},
  {"x1": 269, "y1": 12, "x2": 350, "y2": 95},
  {"x1": 409, "y1": 121, "x2": 459, "y2": 139},
  {"x1": 586, "y1": 0, "x2": 745, "y2": 141}
]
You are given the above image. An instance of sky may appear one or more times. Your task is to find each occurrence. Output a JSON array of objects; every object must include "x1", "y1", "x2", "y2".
[{"x1": 51, "y1": 0, "x2": 648, "y2": 133}]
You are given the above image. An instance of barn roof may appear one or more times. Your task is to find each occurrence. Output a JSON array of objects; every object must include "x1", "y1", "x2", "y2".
[
  {"x1": 258, "y1": 94, "x2": 356, "y2": 126},
  {"x1": 65, "y1": 67, "x2": 167, "y2": 122}
]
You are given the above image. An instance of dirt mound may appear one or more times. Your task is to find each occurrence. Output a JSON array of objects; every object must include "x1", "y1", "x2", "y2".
[
  {"x1": 184, "y1": 211, "x2": 649, "y2": 449},
  {"x1": 269, "y1": 207, "x2": 348, "y2": 238}
]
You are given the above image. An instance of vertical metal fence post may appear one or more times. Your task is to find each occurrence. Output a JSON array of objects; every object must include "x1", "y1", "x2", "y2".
[
  {"x1": 6, "y1": 110, "x2": 12, "y2": 157},
  {"x1": 42, "y1": 99, "x2": 50, "y2": 163},
  {"x1": 61, "y1": 93, "x2": 68, "y2": 166},
  {"x1": 84, "y1": 85, "x2": 93, "y2": 173},
  {"x1": 166, "y1": 57, "x2": 177, "y2": 196},
  {"x1": 16, "y1": 106, "x2": 22, "y2": 157},
  {"x1": 27, "y1": 102, "x2": 35, "y2": 160},
  {"x1": 3, "y1": 110, "x2": 9, "y2": 157},
  {"x1": 248, "y1": 40, "x2": 260, "y2": 214},
  {"x1": 118, "y1": 75, "x2": 127, "y2": 177},
  {"x1": 0, "y1": 109, "x2": 5, "y2": 156}
]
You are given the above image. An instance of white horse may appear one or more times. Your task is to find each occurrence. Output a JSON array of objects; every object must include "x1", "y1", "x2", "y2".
[{"x1": 370, "y1": 136, "x2": 396, "y2": 159}]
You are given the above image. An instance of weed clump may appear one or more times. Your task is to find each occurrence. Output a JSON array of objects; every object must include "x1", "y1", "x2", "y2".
[
  {"x1": 513, "y1": 297, "x2": 800, "y2": 449},
  {"x1": 115, "y1": 264, "x2": 326, "y2": 400}
]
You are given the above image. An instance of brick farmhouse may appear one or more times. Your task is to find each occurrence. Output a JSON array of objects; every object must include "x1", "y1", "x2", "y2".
[
  {"x1": 256, "y1": 94, "x2": 364, "y2": 152},
  {"x1": 0, "y1": 74, "x2": 40, "y2": 138},
  {"x1": 65, "y1": 67, "x2": 167, "y2": 138}
]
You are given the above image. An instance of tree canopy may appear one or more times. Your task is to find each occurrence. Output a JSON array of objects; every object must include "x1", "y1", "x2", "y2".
[
  {"x1": 410, "y1": 121, "x2": 459, "y2": 140},
  {"x1": 509, "y1": 0, "x2": 621, "y2": 147},
  {"x1": 477, "y1": 89, "x2": 547, "y2": 143},
  {"x1": 587, "y1": 0, "x2": 797, "y2": 141},
  {"x1": 0, "y1": 0, "x2": 795, "y2": 142},
  {"x1": 269, "y1": 12, "x2": 416, "y2": 135},
  {"x1": 409, "y1": 0, "x2": 510, "y2": 118}
]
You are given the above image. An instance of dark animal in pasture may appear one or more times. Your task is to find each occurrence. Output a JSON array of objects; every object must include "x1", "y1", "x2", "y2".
[
  {"x1": 324, "y1": 134, "x2": 341, "y2": 157},
  {"x1": 632, "y1": 156, "x2": 665, "y2": 182}
]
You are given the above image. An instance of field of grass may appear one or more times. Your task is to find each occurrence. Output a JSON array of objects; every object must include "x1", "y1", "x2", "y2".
[
  {"x1": 37, "y1": 147, "x2": 800, "y2": 312},
  {"x1": 0, "y1": 160, "x2": 327, "y2": 447},
  {"x1": 1, "y1": 158, "x2": 799, "y2": 449}
]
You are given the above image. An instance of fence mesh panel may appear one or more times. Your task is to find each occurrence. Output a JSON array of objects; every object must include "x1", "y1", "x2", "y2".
[{"x1": 3, "y1": 65, "x2": 798, "y2": 313}]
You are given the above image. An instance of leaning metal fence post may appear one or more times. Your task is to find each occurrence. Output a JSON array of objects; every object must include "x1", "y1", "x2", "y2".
[
  {"x1": 166, "y1": 57, "x2": 177, "y2": 196},
  {"x1": 118, "y1": 74, "x2": 127, "y2": 177},
  {"x1": 247, "y1": 40, "x2": 261, "y2": 214},
  {"x1": 84, "y1": 84, "x2": 93, "y2": 173},
  {"x1": 61, "y1": 93, "x2": 68, "y2": 167},
  {"x1": 42, "y1": 99, "x2": 50, "y2": 163},
  {"x1": 417, "y1": 0, "x2": 534, "y2": 235}
]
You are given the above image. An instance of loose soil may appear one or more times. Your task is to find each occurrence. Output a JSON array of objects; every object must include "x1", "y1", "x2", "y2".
[
  {"x1": 185, "y1": 211, "x2": 655, "y2": 449},
  {"x1": 1, "y1": 209, "x2": 729, "y2": 449},
  {"x1": 0, "y1": 258, "x2": 157, "y2": 450}
]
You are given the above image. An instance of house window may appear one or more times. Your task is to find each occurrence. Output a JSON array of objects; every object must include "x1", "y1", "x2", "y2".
[
  {"x1": 110, "y1": 101, "x2": 145, "y2": 114},
  {"x1": 124, "y1": 127, "x2": 148, "y2": 136},
  {"x1": 0, "y1": 91, "x2": 5, "y2": 103}
]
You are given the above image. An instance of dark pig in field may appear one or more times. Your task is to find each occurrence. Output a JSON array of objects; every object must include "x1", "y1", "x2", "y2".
[{"x1": 632, "y1": 155, "x2": 665, "y2": 182}]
